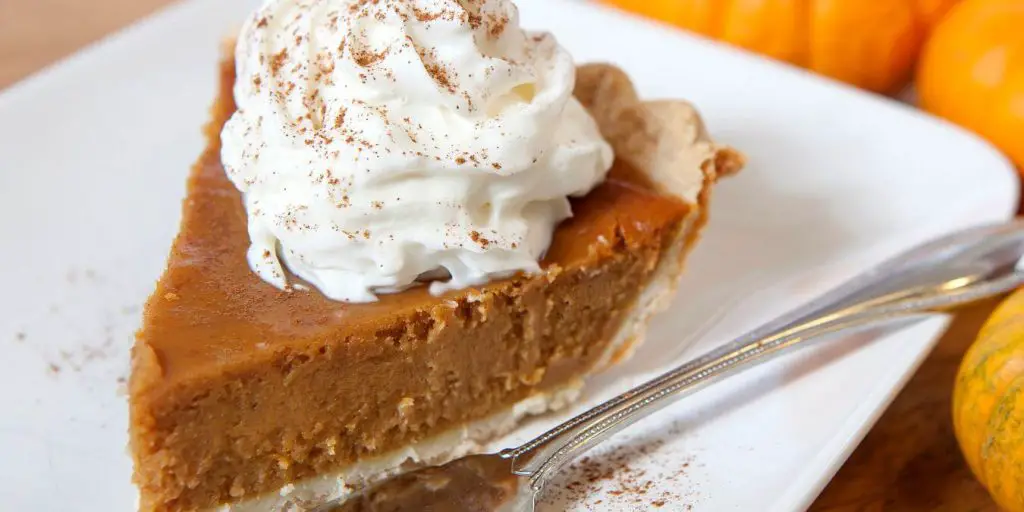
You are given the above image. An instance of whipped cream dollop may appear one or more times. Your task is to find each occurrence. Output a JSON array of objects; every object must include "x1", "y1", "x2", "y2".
[{"x1": 221, "y1": 0, "x2": 613, "y2": 302}]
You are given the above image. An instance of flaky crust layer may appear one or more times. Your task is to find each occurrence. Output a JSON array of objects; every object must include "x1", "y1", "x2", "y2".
[{"x1": 575, "y1": 63, "x2": 743, "y2": 204}]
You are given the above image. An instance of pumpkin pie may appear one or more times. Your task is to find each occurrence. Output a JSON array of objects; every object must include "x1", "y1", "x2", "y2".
[{"x1": 128, "y1": 53, "x2": 742, "y2": 511}]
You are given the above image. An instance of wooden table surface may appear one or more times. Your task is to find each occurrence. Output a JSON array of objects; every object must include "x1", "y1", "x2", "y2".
[{"x1": 0, "y1": 1, "x2": 1002, "y2": 510}]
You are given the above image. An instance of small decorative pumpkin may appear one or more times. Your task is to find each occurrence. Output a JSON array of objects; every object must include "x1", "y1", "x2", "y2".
[
  {"x1": 954, "y1": 288, "x2": 1024, "y2": 511},
  {"x1": 603, "y1": 0, "x2": 960, "y2": 94},
  {"x1": 917, "y1": 0, "x2": 1024, "y2": 172}
]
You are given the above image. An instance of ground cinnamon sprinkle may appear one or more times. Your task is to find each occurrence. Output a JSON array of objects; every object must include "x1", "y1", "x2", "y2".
[
  {"x1": 539, "y1": 435, "x2": 699, "y2": 510},
  {"x1": 270, "y1": 49, "x2": 289, "y2": 77},
  {"x1": 425, "y1": 61, "x2": 457, "y2": 93},
  {"x1": 469, "y1": 230, "x2": 490, "y2": 248},
  {"x1": 352, "y1": 47, "x2": 388, "y2": 67},
  {"x1": 411, "y1": 5, "x2": 450, "y2": 23},
  {"x1": 486, "y1": 12, "x2": 509, "y2": 38},
  {"x1": 457, "y1": 0, "x2": 484, "y2": 29}
]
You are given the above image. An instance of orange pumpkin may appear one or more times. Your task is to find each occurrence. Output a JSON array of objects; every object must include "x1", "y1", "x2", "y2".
[
  {"x1": 917, "y1": 0, "x2": 1024, "y2": 172},
  {"x1": 917, "y1": 0, "x2": 967, "y2": 26},
  {"x1": 954, "y1": 288, "x2": 1024, "y2": 511},
  {"x1": 603, "y1": 0, "x2": 961, "y2": 94}
]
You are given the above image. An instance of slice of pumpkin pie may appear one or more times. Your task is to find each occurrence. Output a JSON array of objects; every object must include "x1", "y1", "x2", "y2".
[{"x1": 129, "y1": 0, "x2": 742, "y2": 510}]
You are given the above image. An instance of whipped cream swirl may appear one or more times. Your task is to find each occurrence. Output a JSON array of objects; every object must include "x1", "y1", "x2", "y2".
[{"x1": 221, "y1": 0, "x2": 613, "y2": 302}]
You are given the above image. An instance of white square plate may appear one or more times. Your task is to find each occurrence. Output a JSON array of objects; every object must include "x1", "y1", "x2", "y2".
[{"x1": 0, "y1": 1, "x2": 1017, "y2": 510}]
